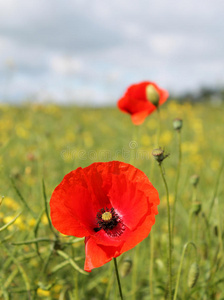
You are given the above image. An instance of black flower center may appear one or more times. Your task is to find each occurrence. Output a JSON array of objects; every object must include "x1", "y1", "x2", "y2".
[{"x1": 94, "y1": 207, "x2": 125, "y2": 237}]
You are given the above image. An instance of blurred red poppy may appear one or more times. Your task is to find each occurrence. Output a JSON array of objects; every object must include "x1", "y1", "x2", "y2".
[
  {"x1": 117, "y1": 81, "x2": 169, "y2": 125},
  {"x1": 50, "y1": 161, "x2": 159, "y2": 271}
]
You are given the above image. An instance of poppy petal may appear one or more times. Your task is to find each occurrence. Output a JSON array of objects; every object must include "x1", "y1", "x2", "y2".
[
  {"x1": 117, "y1": 81, "x2": 169, "y2": 125},
  {"x1": 50, "y1": 161, "x2": 160, "y2": 271},
  {"x1": 109, "y1": 167, "x2": 159, "y2": 230},
  {"x1": 131, "y1": 110, "x2": 151, "y2": 125},
  {"x1": 84, "y1": 237, "x2": 120, "y2": 272},
  {"x1": 50, "y1": 167, "x2": 105, "y2": 236},
  {"x1": 50, "y1": 183, "x2": 90, "y2": 237}
]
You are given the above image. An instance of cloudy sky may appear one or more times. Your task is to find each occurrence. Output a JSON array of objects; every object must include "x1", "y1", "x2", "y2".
[{"x1": 0, "y1": 0, "x2": 223, "y2": 105}]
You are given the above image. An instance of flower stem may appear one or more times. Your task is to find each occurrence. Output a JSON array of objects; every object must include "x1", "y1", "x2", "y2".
[
  {"x1": 173, "y1": 242, "x2": 197, "y2": 300},
  {"x1": 149, "y1": 231, "x2": 154, "y2": 300},
  {"x1": 113, "y1": 257, "x2": 124, "y2": 300},
  {"x1": 171, "y1": 130, "x2": 182, "y2": 238},
  {"x1": 149, "y1": 108, "x2": 161, "y2": 299},
  {"x1": 156, "y1": 107, "x2": 161, "y2": 147},
  {"x1": 208, "y1": 158, "x2": 224, "y2": 221},
  {"x1": 159, "y1": 164, "x2": 172, "y2": 300},
  {"x1": 130, "y1": 125, "x2": 138, "y2": 165}
]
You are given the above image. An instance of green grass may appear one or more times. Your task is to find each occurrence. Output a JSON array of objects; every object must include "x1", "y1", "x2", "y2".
[{"x1": 0, "y1": 100, "x2": 224, "y2": 299}]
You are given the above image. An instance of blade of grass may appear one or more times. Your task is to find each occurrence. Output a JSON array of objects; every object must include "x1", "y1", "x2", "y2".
[
  {"x1": 2, "y1": 244, "x2": 31, "y2": 299},
  {"x1": 10, "y1": 177, "x2": 34, "y2": 216},
  {"x1": 12, "y1": 237, "x2": 56, "y2": 245},
  {"x1": 56, "y1": 250, "x2": 88, "y2": 276},
  {"x1": 33, "y1": 208, "x2": 45, "y2": 260},
  {"x1": 209, "y1": 158, "x2": 224, "y2": 219},
  {"x1": 49, "y1": 260, "x2": 70, "y2": 275},
  {"x1": 0, "y1": 211, "x2": 22, "y2": 232},
  {"x1": 42, "y1": 179, "x2": 57, "y2": 237}
]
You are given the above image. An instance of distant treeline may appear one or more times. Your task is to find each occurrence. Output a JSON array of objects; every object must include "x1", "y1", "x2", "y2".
[{"x1": 173, "y1": 86, "x2": 224, "y2": 103}]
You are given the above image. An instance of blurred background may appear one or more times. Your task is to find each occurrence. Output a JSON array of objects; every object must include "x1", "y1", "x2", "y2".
[{"x1": 0, "y1": 0, "x2": 224, "y2": 106}]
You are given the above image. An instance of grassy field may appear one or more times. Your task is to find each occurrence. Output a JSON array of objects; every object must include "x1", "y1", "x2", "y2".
[{"x1": 0, "y1": 100, "x2": 224, "y2": 299}]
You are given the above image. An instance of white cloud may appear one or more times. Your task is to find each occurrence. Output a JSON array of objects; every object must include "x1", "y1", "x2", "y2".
[
  {"x1": 0, "y1": 0, "x2": 224, "y2": 104},
  {"x1": 49, "y1": 55, "x2": 84, "y2": 75}
]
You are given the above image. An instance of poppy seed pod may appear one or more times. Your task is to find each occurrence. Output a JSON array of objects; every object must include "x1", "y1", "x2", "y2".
[
  {"x1": 191, "y1": 201, "x2": 201, "y2": 216},
  {"x1": 173, "y1": 118, "x2": 183, "y2": 131},
  {"x1": 188, "y1": 262, "x2": 199, "y2": 288},
  {"x1": 120, "y1": 258, "x2": 132, "y2": 277},
  {"x1": 146, "y1": 84, "x2": 160, "y2": 107},
  {"x1": 152, "y1": 148, "x2": 169, "y2": 164},
  {"x1": 190, "y1": 175, "x2": 200, "y2": 187}
]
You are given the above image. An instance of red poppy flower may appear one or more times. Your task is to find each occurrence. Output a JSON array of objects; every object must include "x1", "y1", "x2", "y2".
[
  {"x1": 117, "y1": 81, "x2": 169, "y2": 125},
  {"x1": 50, "y1": 161, "x2": 160, "y2": 272}
]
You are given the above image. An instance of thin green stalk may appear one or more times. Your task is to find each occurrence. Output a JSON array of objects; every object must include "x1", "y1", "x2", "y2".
[
  {"x1": 0, "y1": 211, "x2": 22, "y2": 232},
  {"x1": 172, "y1": 130, "x2": 182, "y2": 238},
  {"x1": 216, "y1": 198, "x2": 223, "y2": 258},
  {"x1": 3, "y1": 268, "x2": 18, "y2": 290},
  {"x1": 74, "y1": 264, "x2": 79, "y2": 300},
  {"x1": 209, "y1": 158, "x2": 224, "y2": 220},
  {"x1": 206, "y1": 197, "x2": 224, "y2": 281},
  {"x1": 56, "y1": 250, "x2": 88, "y2": 275},
  {"x1": 42, "y1": 179, "x2": 57, "y2": 237},
  {"x1": 173, "y1": 242, "x2": 197, "y2": 300},
  {"x1": 33, "y1": 208, "x2": 45, "y2": 260},
  {"x1": 159, "y1": 164, "x2": 172, "y2": 300},
  {"x1": 40, "y1": 248, "x2": 54, "y2": 276},
  {"x1": 105, "y1": 261, "x2": 114, "y2": 299},
  {"x1": 156, "y1": 108, "x2": 161, "y2": 147},
  {"x1": 50, "y1": 260, "x2": 70, "y2": 274},
  {"x1": 2, "y1": 244, "x2": 31, "y2": 299},
  {"x1": 188, "y1": 187, "x2": 198, "y2": 240},
  {"x1": 12, "y1": 237, "x2": 56, "y2": 245},
  {"x1": 129, "y1": 126, "x2": 138, "y2": 165},
  {"x1": 192, "y1": 186, "x2": 197, "y2": 202},
  {"x1": 113, "y1": 258, "x2": 124, "y2": 300},
  {"x1": 149, "y1": 106, "x2": 161, "y2": 300},
  {"x1": 131, "y1": 244, "x2": 140, "y2": 300},
  {"x1": 10, "y1": 177, "x2": 34, "y2": 216},
  {"x1": 149, "y1": 231, "x2": 154, "y2": 300}
]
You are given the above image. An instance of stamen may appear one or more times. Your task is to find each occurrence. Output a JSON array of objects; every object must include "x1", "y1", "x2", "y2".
[
  {"x1": 102, "y1": 211, "x2": 112, "y2": 221},
  {"x1": 94, "y1": 207, "x2": 125, "y2": 237}
]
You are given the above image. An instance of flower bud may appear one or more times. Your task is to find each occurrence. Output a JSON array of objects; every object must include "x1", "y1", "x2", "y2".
[
  {"x1": 120, "y1": 258, "x2": 132, "y2": 277},
  {"x1": 191, "y1": 201, "x2": 201, "y2": 216},
  {"x1": 146, "y1": 84, "x2": 160, "y2": 106},
  {"x1": 214, "y1": 225, "x2": 218, "y2": 237},
  {"x1": 152, "y1": 148, "x2": 169, "y2": 164},
  {"x1": 190, "y1": 175, "x2": 200, "y2": 187},
  {"x1": 188, "y1": 262, "x2": 199, "y2": 288},
  {"x1": 173, "y1": 118, "x2": 183, "y2": 131}
]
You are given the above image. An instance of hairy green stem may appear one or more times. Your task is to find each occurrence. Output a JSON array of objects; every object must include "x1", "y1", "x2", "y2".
[
  {"x1": 113, "y1": 258, "x2": 124, "y2": 300},
  {"x1": 209, "y1": 159, "x2": 224, "y2": 220},
  {"x1": 10, "y1": 177, "x2": 34, "y2": 216},
  {"x1": 216, "y1": 198, "x2": 223, "y2": 258},
  {"x1": 149, "y1": 231, "x2": 154, "y2": 300},
  {"x1": 159, "y1": 164, "x2": 172, "y2": 300},
  {"x1": 173, "y1": 242, "x2": 197, "y2": 300},
  {"x1": 132, "y1": 244, "x2": 140, "y2": 300},
  {"x1": 149, "y1": 106, "x2": 161, "y2": 300},
  {"x1": 156, "y1": 108, "x2": 161, "y2": 146},
  {"x1": 172, "y1": 130, "x2": 182, "y2": 238},
  {"x1": 0, "y1": 211, "x2": 22, "y2": 232},
  {"x1": 42, "y1": 179, "x2": 58, "y2": 237},
  {"x1": 129, "y1": 126, "x2": 138, "y2": 165}
]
